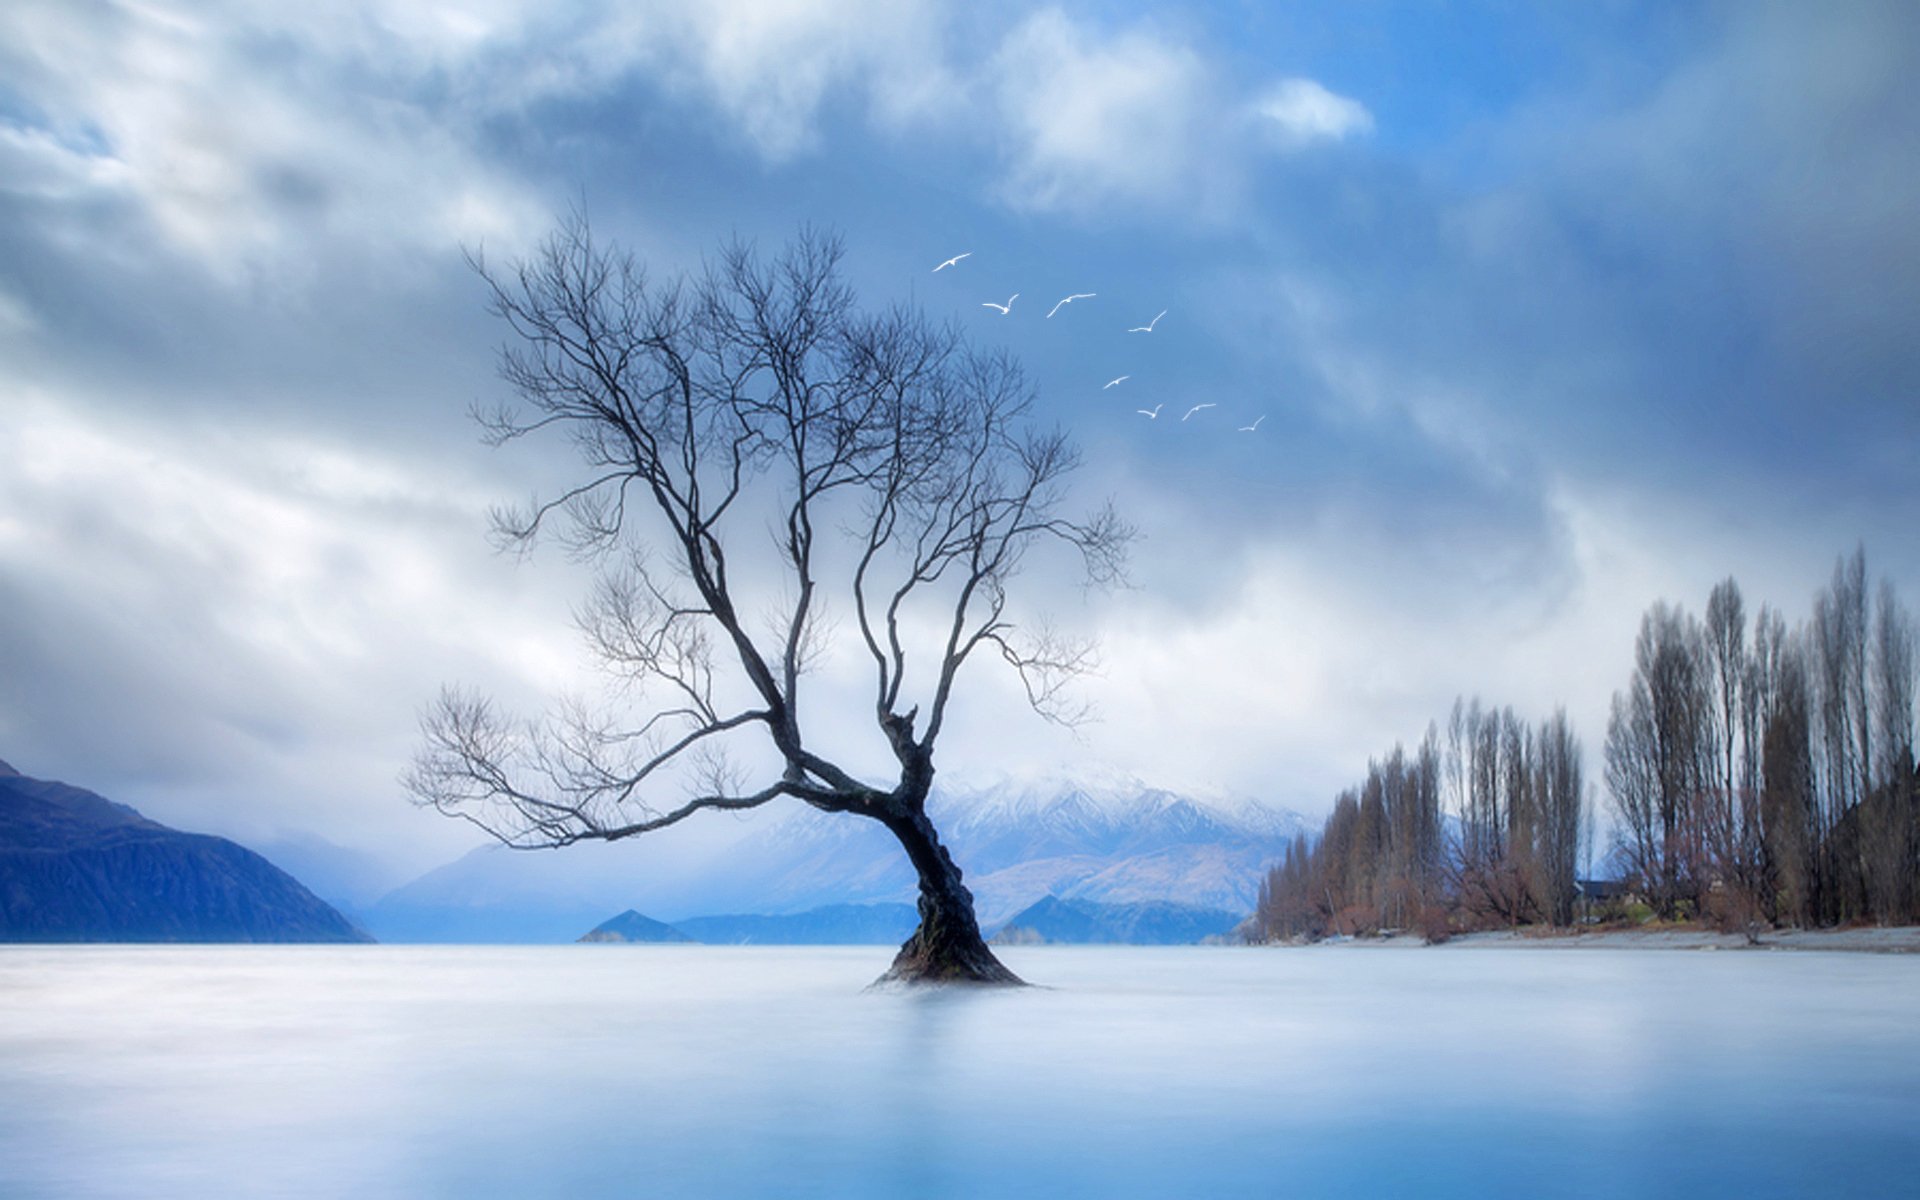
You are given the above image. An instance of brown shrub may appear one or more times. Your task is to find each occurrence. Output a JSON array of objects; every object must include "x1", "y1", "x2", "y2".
[{"x1": 1417, "y1": 904, "x2": 1452, "y2": 945}]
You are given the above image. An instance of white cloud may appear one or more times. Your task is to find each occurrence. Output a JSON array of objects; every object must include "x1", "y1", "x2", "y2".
[
  {"x1": 618, "y1": 0, "x2": 959, "y2": 160},
  {"x1": 0, "y1": 1, "x2": 546, "y2": 282},
  {"x1": 0, "y1": 123, "x2": 137, "y2": 200},
  {"x1": 985, "y1": 11, "x2": 1373, "y2": 218},
  {"x1": 0, "y1": 0, "x2": 969, "y2": 282},
  {"x1": 0, "y1": 390, "x2": 596, "y2": 870},
  {"x1": 988, "y1": 10, "x2": 1220, "y2": 214},
  {"x1": 1251, "y1": 78, "x2": 1373, "y2": 147},
  {"x1": 0, "y1": 1, "x2": 1376, "y2": 272}
]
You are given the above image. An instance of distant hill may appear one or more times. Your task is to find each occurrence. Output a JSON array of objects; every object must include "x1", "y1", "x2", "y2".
[
  {"x1": 251, "y1": 832, "x2": 407, "y2": 915},
  {"x1": 670, "y1": 903, "x2": 920, "y2": 945},
  {"x1": 369, "y1": 774, "x2": 1305, "y2": 942},
  {"x1": 988, "y1": 896, "x2": 1244, "y2": 945},
  {"x1": 0, "y1": 758, "x2": 370, "y2": 943},
  {"x1": 578, "y1": 909, "x2": 695, "y2": 943}
]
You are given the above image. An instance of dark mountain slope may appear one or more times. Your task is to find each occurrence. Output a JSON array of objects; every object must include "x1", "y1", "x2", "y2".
[
  {"x1": 0, "y1": 759, "x2": 369, "y2": 943},
  {"x1": 578, "y1": 909, "x2": 695, "y2": 943}
]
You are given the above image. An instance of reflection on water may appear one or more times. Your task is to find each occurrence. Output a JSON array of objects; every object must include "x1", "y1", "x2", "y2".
[{"x1": 1, "y1": 945, "x2": 1916, "y2": 1198}]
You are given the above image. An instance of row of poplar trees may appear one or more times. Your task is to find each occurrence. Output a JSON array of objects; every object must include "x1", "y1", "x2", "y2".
[
  {"x1": 1254, "y1": 543, "x2": 1917, "y2": 941},
  {"x1": 1605, "y1": 547, "x2": 1918, "y2": 928},
  {"x1": 1254, "y1": 701, "x2": 1588, "y2": 940}
]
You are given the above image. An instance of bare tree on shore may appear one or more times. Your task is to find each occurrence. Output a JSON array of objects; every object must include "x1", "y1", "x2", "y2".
[{"x1": 1605, "y1": 602, "x2": 1713, "y2": 918}]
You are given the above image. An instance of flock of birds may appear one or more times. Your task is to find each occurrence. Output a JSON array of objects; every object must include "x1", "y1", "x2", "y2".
[{"x1": 933, "y1": 252, "x2": 1266, "y2": 433}]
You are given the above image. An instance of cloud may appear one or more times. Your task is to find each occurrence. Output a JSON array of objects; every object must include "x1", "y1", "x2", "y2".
[
  {"x1": 987, "y1": 10, "x2": 1220, "y2": 214},
  {"x1": 611, "y1": 0, "x2": 959, "y2": 160},
  {"x1": 0, "y1": 390, "x2": 596, "y2": 870},
  {"x1": 1553, "y1": 3, "x2": 1920, "y2": 441},
  {"x1": 984, "y1": 10, "x2": 1372, "y2": 218},
  {"x1": 1251, "y1": 78, "x2": 1374, "y2": 147},
  {"x1": 972, "y1": 468, "x2": 1882, "y2": 812},
  {"x1": 1, "y1": 1, "x2": 1377, "y2": 282},
  {"x1": 0, "y1": 0, "x2": 973, "y2": 288},
  {"x1": 0, "y1": 283, "x2": 37, "y2": 335},
  {"x1": 0, "y1": 1, "x2": 546, "y2": 283}
]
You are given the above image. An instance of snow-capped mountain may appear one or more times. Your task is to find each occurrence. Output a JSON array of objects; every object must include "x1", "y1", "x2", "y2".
[
  {"x1": 363, "y1": 773, "x2": 1310, "y2": 941},
  {"x1": 921, "y1": 778, "x2": 1308, "y2": 924}
]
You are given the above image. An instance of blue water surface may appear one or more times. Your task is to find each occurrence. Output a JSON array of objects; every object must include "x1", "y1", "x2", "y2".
[{"x1": 0, "y1": 944, "x2": 1914, "y2": 1198}]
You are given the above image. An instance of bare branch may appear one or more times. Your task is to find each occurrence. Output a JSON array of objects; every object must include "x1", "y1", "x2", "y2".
[
  {"x1": 982, "y1": 622, "x2": 1102, "y2": 729},
  {"x1": 420, "y1": 214, "x2": 1132, "y2": 855}
]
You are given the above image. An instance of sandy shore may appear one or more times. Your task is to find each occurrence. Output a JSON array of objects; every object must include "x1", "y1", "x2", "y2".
[{"x1": 1313, "y1": 925, "x2": 1920, "y2": 953}]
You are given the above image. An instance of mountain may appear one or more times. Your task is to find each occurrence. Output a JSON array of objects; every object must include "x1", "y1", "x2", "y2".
[
  {"x1": 716, "y1": 777, "x2": 1309, "y2": 927},
  {"x1": 0, "y1": 758, "x2": 370, "y2": 943},
  {"x1": 927, "y1": 779, "x2": 1309, "y2": 924},
  {"x1": 369, "y1": 774, "x2": 1309, "y2": 941},
  {"x1": 251, "y1": 833, "x2": 407, "y2": 915},
  {"x1": 578, "y1": 909, "x2": 695, "y2": 943},
  {"x1": 671, "y1": 903, "x2": 920, "y2": 945},
  {"x1": 987, "y1": 895, "x2": 1245, "y2": 945},
  {"x1": 362, "y1": 831, "x2": 744, "y2": 943}
]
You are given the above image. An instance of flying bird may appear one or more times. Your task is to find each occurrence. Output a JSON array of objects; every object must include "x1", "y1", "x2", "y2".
[
  {"x1": 982, "y1": 293, "x2": 1018, "y2": 314},
  {"x1": 933, "y1": 252, "x2": 971, "y2": 272},
  {"x1": 1104, "y1": 375, "x2": 1130, "y2": 389},
  {"x1": 1128, "y1": 310, "x2": 1167, "y2": 333},
  {"x1": 1047, "y1": 293, "x2": 1095, "y2": 318},
  {"x1": 1137, "y1": 404, "x2": 1163, "y2": 419},
  {"x1": 1182, "y1": 403, "x2": 1216, "y2": 421},
  {"x1": 1238, "y1": 415, "x2": 1266, "y2": 432}
]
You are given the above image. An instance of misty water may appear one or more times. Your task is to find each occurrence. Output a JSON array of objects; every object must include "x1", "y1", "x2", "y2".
[{"x1": 2, "y1": 946, "x2": 1915, "y2": 1198}]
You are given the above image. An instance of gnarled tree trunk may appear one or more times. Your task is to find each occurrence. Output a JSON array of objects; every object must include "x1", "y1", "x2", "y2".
[{"x1": 874, "y1": 806, "x2": 1023, "y2": 986}]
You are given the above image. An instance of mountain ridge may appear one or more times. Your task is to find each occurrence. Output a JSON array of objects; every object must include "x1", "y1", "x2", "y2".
[
  {"x1": 989, "y1": 895, "x2": 1245, "y2": 945},
  {"x1": 0, "y1": 760, "x2": 371, "y2": 943},
  {"x1": 366, "y1": 774, "x2": 1307, "y2": 942},
  {"x1": 578, "y1": 909, "x2": 695, "y2": 944}
]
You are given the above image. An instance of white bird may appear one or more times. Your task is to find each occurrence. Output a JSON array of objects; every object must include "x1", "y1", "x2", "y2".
[
  {"x1": 1182, "y1": 403, "x2": 1216, "y2": 421},
  {"x1": 1128, "y1": 309, "x2": 1166, "y2": 333},
  {"x1": 1104, "y1": 375, "x2": 1130, "y2": 389},
  {"x1": 982, "y1": 293, "x2": 1018, "y2": 315},
  {"x1": 1137, "y1": 404, "x2": 1163, "y2": 419},
  {"x1": 1238, "y1": 415, "x2": 1266, "y2": 432},
  {"x1": 934, "y1": 252, "x2": 971, "y2": 272},
  {"x1": 1047, "y1": 292, "x2": 1095, "y2": 318}
]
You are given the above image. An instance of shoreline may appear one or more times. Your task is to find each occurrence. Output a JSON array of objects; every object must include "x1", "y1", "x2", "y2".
[{"x1": 1295, "y1": 925, "x2": 1920, "y2": 954}]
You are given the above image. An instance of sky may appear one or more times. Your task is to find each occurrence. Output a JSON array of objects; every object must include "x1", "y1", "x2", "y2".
[{"x1": 2, "y1": 1, "x2": 1917, "y2": 886}]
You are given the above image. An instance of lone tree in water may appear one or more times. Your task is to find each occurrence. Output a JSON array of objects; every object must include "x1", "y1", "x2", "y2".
[{"x1": 408, "y1": 215, "x2": 1130, "y2": 985}]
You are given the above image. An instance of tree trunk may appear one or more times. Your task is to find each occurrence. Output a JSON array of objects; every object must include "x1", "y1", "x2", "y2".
[{"x1": 873, "y1": 807, "x2": 1024, "y2": 987}]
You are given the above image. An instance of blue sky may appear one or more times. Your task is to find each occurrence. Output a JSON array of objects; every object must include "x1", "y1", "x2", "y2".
[{"x1": 1, "y1": 1, "x2": 1916, "y2": 880}]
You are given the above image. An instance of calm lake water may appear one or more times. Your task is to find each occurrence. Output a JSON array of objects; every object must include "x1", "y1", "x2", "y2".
[{"x1": 1, "y1": 944, "x2": 1915, "y2": 1198}]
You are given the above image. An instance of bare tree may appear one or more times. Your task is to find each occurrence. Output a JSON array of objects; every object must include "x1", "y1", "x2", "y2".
[
  {"x1": 1813, "y1": 549, "x2": 1872, "y2": 813},
  {"x1": 1533, "y1": 709, "x2": 1583, "y2": 927},
  {"x1": 1811, "y1": 547, "x2": 1872, "y2": 918},
  {"x1": 1866, "y1": 578, "x2": 1917, "y2": 922},
  {"x1": 1605, "y1": 602, "x2": 1712, "y2": 918},
  {"x1": 1443, "y1": 698, "x2": 1540, "y2": 927},
  {"x1": 1704, "y1": 580, "x2": 1746, "y2": 804},
  {"x1": 1761, "y1": 635, "x2": 1818, "y2": 925},
  {"x1": 1378, "y1": 734, "x2": 1444, "y2": 931},
  {"x1": 1702, "y1": 579, "x2": 1754, "y2": 885},
  {"x1": 1871, "y1": 579, "x2": 1916, "y2": 792},
  {"x1": 407, "y1": 216, "x2": 1131, "y2": 984}
]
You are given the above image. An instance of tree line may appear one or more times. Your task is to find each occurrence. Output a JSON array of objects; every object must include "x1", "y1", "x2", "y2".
[
  {"x1": 1605, "y1": 547, "x2": 1917, "y2": 929},
  {"x1": 1254, "y1": 702, "x2": 1587, "y2": 941},
  {"x1": 1255, "y1": 543, "x2": 1917, "y2": 942}
]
